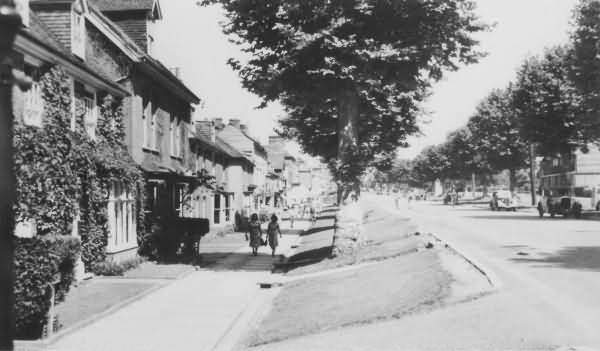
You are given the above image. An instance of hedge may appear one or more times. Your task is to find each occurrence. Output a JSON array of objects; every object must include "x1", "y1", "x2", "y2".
[{"x1": 14, "y1": 235, "x2": 80, "y2": 339}]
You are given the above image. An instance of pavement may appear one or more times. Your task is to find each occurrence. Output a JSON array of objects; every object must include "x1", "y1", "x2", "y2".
[{"x1": 39, "y1": 220, "x2": 309, "y2": 351}]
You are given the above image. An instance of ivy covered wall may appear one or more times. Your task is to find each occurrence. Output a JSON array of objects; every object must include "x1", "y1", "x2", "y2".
[{"x1": 14, "y1": 66, "x2": 145, "y2": 270}]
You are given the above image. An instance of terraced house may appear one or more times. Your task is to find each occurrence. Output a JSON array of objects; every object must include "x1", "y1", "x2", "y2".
[{"x1": 29, "y1": 0, "x2": 202, "y2": 261}]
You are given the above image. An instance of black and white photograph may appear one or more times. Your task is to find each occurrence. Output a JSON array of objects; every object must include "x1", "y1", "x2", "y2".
[{"x1": 1, "y1": 0, "x2": 600, "y2": 350}]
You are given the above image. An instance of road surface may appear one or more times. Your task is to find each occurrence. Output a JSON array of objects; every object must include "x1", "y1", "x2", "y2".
[{"x1": 254, "y1": 195, "x2": 600, "y2": 350}]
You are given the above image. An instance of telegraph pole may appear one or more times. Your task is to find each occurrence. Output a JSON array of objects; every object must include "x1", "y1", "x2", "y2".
[
  {"x1": 0, "y1": 1, "x2": 21, "y2": 350},
  {"x1": 528, "y1": 143, "x2": 536, "y2": 206}
]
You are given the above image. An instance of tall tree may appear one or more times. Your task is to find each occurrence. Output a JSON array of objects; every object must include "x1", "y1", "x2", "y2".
[
  {"x1": 443, "y1": 127, "x2": 490, "y2": 180},
  {"x1": 202, "y1": 0, "x2": 486, "y2": 199},
  {"x1": 569, "y1": 0, "x2": 600, "y2": 145},
  {"x1": 512, "y1": 46, "x2": 584, "y2": 156},
  {"x1": 411, "y1": 145, "x2": 451, "y2": 188},
  {"x1": 467, "y1": 87, "x2": 528, "y2": 191}
]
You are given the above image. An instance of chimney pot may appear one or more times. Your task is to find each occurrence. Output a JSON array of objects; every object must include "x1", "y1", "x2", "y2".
[{"x1": 229, "y1": 119, "x2": 241, "y2": 129}]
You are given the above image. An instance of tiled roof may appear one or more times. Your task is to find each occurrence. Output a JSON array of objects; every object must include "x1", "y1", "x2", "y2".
[
  {"x1": 215, "y1": 137, "x2": 249, "y2": 161},
  {"x1": 27, "y1": 11, "x2": 67, "y2": 53},
  {"x1": 19, "y1": 12, "x2": 129, "y2": 97},
  {"x1": 89, "y1": 0, "x2": 154, "y2": 11}
]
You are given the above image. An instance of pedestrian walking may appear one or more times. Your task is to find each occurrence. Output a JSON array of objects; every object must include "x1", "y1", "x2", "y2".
[
  {"x1": 310, "y1": 205, "x2": 317, "y2": 224},
  {"x1": 267, "y1": 214, "x2": 283, "y2": 257},
  {"x1": 288, "y1": 205, "x2": 296, "y2": 229},
  {"x1": 246, "y1": 213, "x2": 262, "y2": 256}
]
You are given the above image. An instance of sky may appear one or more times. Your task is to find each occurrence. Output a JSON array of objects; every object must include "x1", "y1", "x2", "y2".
[{"x1": 153, "y1": 0, "x2": 579, "y2": 160}]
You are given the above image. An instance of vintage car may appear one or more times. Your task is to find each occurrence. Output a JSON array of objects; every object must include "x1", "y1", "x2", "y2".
[
  {"x1": 537, "y1": 196, "x2": 582, "y2": 218},
  {"x1": 490, "y1": 190, "x2": 518, "y2": 211},
  {"x1": 537, "y1": 186, "x2": 600, "y2": 218}
]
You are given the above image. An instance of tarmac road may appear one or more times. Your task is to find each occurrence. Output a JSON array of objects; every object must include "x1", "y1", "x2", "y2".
[{"x1": 252, "y1": 195, "x2": 600, "y2": 350}]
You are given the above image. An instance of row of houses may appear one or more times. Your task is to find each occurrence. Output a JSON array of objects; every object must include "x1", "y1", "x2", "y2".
[{"x1": 10, "y1": 0, "x2": 318, "y2": 268}]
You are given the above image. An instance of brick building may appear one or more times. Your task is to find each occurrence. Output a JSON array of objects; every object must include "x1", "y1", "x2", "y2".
[{"x1": 30, "y1": 0, "x2": 201, "y2": 261}]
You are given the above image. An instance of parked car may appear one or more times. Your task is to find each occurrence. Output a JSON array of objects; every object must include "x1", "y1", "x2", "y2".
[
  {"x1": 537, "y1": 196, "x2": 583, "y2": 218},
  {"x1": 490, "y1": 190, "x2": 518, "y2": 211}
]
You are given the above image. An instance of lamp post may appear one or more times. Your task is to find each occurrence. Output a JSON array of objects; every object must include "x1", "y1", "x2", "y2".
[{"x1": 0, "y1": 1, "x2": 22, "y2": 350}]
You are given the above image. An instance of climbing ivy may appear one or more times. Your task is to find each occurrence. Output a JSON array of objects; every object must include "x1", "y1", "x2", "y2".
[{"x1": 14, "y1": 66, "x2": 145, "y2": 270}]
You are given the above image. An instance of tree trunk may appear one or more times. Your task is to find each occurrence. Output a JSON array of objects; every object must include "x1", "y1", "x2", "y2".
[
  {"x1": 528, "y1": 143, "x2": 536, "y2": 205},
  {"x1": 332, "y1": 90, "x2": 363, "y2": 257},
  {"x1": 508, "y1": 169, "x2": 516, "y2": 192}
]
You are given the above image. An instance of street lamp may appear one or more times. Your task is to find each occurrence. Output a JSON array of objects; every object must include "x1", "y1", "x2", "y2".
[{"x1": 0, "y1": 1, "x2": 22, "y2": 350}]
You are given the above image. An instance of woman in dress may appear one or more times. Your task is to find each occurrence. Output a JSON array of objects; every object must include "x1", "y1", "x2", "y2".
[
  {"x1": 246, "y1": 213, "x2": 262, "y2": 256},
  {"x1": 267, "y1": 214, "x2": 283, "y2": 257}
]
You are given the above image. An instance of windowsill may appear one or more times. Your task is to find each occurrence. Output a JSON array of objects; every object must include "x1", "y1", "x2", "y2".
[
  {"x1": 106, "y1": 242, "x2": 138, "y2": 254},
  {"x1": 143, "y1": 146, "x2": 159, "y2": 154}
]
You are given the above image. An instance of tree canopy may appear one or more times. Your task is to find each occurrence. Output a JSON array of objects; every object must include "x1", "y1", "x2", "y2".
[
  {"x1": 202, "y1": 0, "x2": 487, "y2": 188},
  {"x1": 512, "y1": 46, "x2": 584, "y2": 155},
  {"x1": 466, "y1": 87, "x2": 528, "y2": 189}
]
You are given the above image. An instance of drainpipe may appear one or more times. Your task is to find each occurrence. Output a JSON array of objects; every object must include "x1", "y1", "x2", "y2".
[{"x1": 0, "y1": 2, "x2": 23, "y2": 349}]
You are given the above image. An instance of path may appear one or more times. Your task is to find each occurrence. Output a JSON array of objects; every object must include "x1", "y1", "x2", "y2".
[{"x1": 44, "y1": 226, "x2": 305, "y2": 351}]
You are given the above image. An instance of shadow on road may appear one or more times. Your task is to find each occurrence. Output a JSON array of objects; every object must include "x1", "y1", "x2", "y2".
[
  {"x1": 465, "y1": 214, "x2": 573, "y2": 221},
  {"x1": 511, "y1": 246, "x2": 600, "y2": 271}
]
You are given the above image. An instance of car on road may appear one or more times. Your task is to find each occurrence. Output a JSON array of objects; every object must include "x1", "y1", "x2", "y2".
[
  {"x1": 537, "y1": 195, "x2": 583, "y2": 218},
  {"x1": 490, "y1": 190, "x2": 518, "y2": 211}
]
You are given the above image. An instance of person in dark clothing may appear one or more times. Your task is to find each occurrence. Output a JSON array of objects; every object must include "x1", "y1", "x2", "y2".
[
  {"x1": 246, "y1": 213, "x2": 262, "y2": 256},
  {"x1": 267, "y1": 214, "x2": 282, "y2": 257}
]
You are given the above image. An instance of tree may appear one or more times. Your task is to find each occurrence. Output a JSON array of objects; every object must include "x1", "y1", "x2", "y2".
[
  {"x1": 411, "y1": 145, "x2": 451, "y2": 188},
  {"x1": 202, "y1": 0, "x2": 486, "y2": 199},
  {"x1": 443, "y1": 127, "x2": 491, "y2": 180},
  {"x1": 569, "y1": 0, "x2": 600, "y2": 145},
  {"x1": 512, "y1": 46, "x2": 584, "y2": 156},
  {"x1": 467, "y1": 87, "x2": 528, "y2": 191}
]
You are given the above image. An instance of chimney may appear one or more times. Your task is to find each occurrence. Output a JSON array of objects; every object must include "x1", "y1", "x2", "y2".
[
  {"x1": 269, "y1": 136, "x2": 284, "y2": 151},
  {"x1": 240, "y1": 124, "x2": 249, "y2": 134},
  {"x1": 213, "y1": 118, "x2": 224, "y2": 130},
  {"x1": 196, "y1": 120, "x2": 215, "y2": 143},
  {"x1": 169, "y1": 67, "x2": 181, "y2": 79},
  {"x1": 229, "y1": 118, "x2": 241, "y2": 129}
]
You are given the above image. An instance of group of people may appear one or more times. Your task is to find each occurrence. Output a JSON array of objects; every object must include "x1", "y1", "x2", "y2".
[
  {"x1": 287, "y1": 202, "x2": 318, "y2": 228},
  {"x1": 246, "y1": 199, "x2": 321, "y2": 256},
  {"x1": 246, "y1": 214, "x2": 283, "y2": 257}
]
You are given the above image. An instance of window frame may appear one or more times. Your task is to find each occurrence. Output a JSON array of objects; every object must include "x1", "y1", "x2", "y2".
[
  {"x1": 70, "y1": 4, "x2": 86, "y2": 59},
  {"x1": 22, "y1": 80, "x2": 43, "y2": 127},
  {"x1": 107, "y1": 181, "x2": 137, "y2": 253}
]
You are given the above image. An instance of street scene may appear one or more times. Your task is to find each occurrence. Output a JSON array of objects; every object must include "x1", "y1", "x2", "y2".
[{"x1": 1, "y1": 0, "x2": 600, "y2": 351}]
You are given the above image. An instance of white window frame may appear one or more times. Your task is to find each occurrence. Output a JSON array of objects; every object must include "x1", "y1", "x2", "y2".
[
  {"x1": 142, "y1": 100, "x2": 152, "y2": 149},
  {"x1": 22, "y1": 81, "x2": 43, "y2": 127},
  {"x1": 107, "y1": 182, "x2": 137, "y2": 253},
  {"x1": 82, "y1": 93, "x2": 97, "y2": 140},
  {"x1": 71, "y1": 5, "x2": 86, "y2": 59},
  {"x1": 152, "y1": 110, "x2": 159, "y2": 150},
  {"x1": 174, "y1": 183, "x2": 186, "y2": 217}
]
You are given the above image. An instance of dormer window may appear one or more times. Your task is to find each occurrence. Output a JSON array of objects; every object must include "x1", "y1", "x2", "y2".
[
  {"x1": 15, "y1": 0, "x2": 30, "y2": 27},
  {"x1": 71, "y1": 2, "x2": 86, "y2": 59}
]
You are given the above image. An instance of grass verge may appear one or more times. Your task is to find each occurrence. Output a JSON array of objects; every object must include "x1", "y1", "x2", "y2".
[{"x1": 247, "y1": 249, "x2": 451, "y2": 346}]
